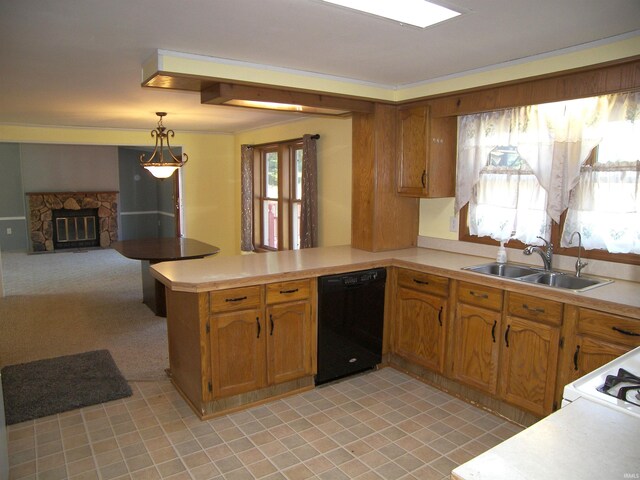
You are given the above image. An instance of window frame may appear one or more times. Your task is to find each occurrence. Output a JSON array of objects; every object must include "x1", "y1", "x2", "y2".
[
  {"x1": 459, "y1": 204, "x2": 640, "y2": 266},
  {"x1": 253, "y1": 139, "x2": 304, "y2": 252}
]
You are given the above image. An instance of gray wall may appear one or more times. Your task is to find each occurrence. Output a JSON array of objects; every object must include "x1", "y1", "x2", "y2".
[
  {"x1": 0, "y1": 143, "x2": 176, "y2": 251},
  {"x1": 20, "y1": 144, "x2": 119, "y2": 192},
  {"x1": 0, "y1": 143, "x2": 27, "y2": 251},
  {"x1": 118, "y1": 147, "x2": 176, "y2": 240}
]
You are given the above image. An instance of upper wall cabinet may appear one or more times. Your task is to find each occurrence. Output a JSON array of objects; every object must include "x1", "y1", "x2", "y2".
[{"x1": 397, "y1": 105, "x2": 457, "y2": 198}]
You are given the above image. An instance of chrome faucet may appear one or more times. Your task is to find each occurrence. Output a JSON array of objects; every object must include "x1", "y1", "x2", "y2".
[
  {"x1": 569, "y1": 231, "x2": 588, "y2": 277},
  {"x1": 523, "y1": 236, "x2": 553, "y2": 271}
]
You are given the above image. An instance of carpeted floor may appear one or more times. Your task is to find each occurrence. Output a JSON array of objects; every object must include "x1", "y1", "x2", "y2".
[{"x1": 0, "y1": 248, "x2": 169, "y2": 381}]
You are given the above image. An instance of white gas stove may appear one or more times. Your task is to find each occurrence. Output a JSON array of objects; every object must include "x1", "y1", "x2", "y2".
[{"x1": 562, "y1": 346, "x2": 640, "y2": 417}]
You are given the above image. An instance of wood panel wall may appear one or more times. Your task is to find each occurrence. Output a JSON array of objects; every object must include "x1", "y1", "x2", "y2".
[
  {"x1": 351, "y1": 104, "x2": 419, "y2": 251},
  {"x1": 426, "y1": 56, "x2": 640, "y2": 116}
]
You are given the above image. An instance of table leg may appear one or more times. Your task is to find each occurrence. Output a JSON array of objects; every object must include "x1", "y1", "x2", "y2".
[{"x1": 141, "y1": 260, "x2": 167, "y2": 317}]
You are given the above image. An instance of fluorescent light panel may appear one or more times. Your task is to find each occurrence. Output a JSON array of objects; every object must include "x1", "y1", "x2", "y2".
[{"x1": 322, "y1": 0, "x2": 460, "y2": 28}]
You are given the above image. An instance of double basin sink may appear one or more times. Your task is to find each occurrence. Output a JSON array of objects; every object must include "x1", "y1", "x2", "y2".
[{"x1": 463, "y1": 262, "x2": 613, "y2": 292}]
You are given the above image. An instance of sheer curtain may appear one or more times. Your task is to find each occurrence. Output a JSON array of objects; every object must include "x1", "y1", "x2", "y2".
[
  {"x1": 562, "y1": 163, "x2": 640, "y2": 253},
  {"x1": 561, "y1": 94, "x2": 640, "y2": 253},
  {"x1": 240, "y1": 144, "x2": 254, "y2": 252},
  {"x1": 300, "y1": 134, "x2": 318, "y2": 249},
  {"x1": 457, "y1": 92, "x2": 640, "y2": 248},
  {"x1": 470, "y1": 169, "x2": 550, "y2": 243}
]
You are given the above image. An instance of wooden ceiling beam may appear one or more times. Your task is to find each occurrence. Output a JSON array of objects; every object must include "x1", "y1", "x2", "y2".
[{"x1": 201, "y1": 82, "x2": 375, "y2": 114}]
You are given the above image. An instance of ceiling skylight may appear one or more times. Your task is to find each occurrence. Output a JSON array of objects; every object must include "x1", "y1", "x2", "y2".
[{"x1": 322, "y1": 0, "x2": 460, "y2": 28}]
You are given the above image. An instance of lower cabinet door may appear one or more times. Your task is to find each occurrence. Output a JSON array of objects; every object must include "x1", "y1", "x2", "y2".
[
  {"x1": 570, "y1": 336, "x2": 631, "y2": 382},
  {"x1": 451, "y1": 303, "x2": 501, "y2": 395},
  {"x1": 499, "y1": 316, "x2": 559, "y2": 416},
  {"x1": 394, "y1": 287, "x2": 447, "y2": 373},
  {"x1": 266, "y1": 301, "x2": 312, "y2": 385},
  {"x1": 210, "y1": 309, "x2": 266, "y2": 398}
]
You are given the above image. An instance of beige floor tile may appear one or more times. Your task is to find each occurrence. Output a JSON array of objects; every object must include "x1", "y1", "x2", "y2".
[{"x1": 6, "y1": 369, "x2": 525, "y2": 479}]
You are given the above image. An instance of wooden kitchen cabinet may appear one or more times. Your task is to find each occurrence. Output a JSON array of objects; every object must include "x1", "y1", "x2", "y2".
[
  {"x1": 394, "y1": 269, "x2": 449, "y2": 373},
  {"x1": 210, "y1": 286, "x2": 265, "y2": 398},
  {"x1": 559, "y1": 306, "x2": 640, "y2": 388},
  {"x1": 265, "y1": 279, "x2": 314, "y2": 385},
  {"x1": 166, "y1": 279, "x2": 315, "y2": 419},
  {"x1": 451, "y1": 282, "x2": 504, "y2": 395},
  {"x1": 499, "y1": 292, "x2": 562, "y2": 416},
  {"x1": 397, "y1": 105, "x2": 456, "y2": 198}
]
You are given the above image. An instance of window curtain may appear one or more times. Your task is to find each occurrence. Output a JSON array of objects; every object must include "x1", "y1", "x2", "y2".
[
  {"x1": 456, "y1": 93, "x2": 638, "y2": 224},
  {"x1": 240, "y1": 144, "x2": 254, "y2": 252},
  {"x1": 561, "y1": 94, "x2": 640, "y2": 253},
  {"x1": 561, "y1": 162, "x2": 640, "y2": 253},
  {"x1": 470, "y1": 169, "x2": 550, "y2": 243},
  {"x1": 300, "y1": 134, "x2": 318, "y2": 249}
]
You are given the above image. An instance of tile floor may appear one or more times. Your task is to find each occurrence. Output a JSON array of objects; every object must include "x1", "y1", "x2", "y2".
[{"x1": 7, "y1": 368, "x2": 523, "y2": 480}]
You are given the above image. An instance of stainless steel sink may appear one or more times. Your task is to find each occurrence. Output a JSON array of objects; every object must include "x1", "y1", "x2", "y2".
[
  {"x1": 463, "y1": 262, "x2": 541, "y2": 278},
  {"x1": 518, "y1": 271, "x2": 613, "y2": 292},
  {"x1": 463, "y1": 262, "x2": 613, "y2": 292}
]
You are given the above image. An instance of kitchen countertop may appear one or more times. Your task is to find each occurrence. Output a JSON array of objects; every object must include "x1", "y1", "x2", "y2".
[
  {"x1": 451, "y1": 397, "x2": 640, "y2": 480},
  {"x1": 150, "y1": 245, "x2": 640, "y2": 319}
]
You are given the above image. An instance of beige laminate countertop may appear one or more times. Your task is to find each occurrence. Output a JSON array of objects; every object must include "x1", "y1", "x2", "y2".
[
  {"x1": 451, "y1": 397, "x2": 640, "y2": 480},
  {"x1": 150, "y1": 245, "x2": 640, "y2": 319}
]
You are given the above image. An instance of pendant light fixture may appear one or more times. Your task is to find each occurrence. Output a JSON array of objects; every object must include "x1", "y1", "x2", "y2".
[{"x1": 139, "y1": 112, "x2": 188, "y2": 178}]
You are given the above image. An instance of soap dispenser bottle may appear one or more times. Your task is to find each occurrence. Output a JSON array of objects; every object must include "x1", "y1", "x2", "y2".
[{"x1": 496, "y1": 241, "x2": 507, "y2": 264}]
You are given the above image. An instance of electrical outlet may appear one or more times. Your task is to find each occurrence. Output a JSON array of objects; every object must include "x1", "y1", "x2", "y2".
[
  {"x1": 449, "y1": 216, "x2": 458, "y2": 233},
  {"x1": 6, "y1": 227, "x2": 12, "y2": 235}
]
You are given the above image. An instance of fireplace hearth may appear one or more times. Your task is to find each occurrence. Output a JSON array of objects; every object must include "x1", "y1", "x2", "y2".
[{"x1": 27, "y1": 192, "x2": 118, "y2": 252}]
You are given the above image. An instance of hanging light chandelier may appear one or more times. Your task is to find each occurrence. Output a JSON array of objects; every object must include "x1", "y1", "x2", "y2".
[{"x1": 139, "y1": 112, "x2": 188, "y2": 178}]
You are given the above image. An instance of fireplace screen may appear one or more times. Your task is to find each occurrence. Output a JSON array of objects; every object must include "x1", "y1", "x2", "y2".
[{"x1": 52, "y1": 208, "x2": 100, "y2": 249}]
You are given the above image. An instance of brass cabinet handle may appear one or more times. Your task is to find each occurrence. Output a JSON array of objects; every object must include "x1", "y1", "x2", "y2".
[
  {"x1": 226, "y1": 296, "x2": 247, "y2": 303},
  {"x1": 491, "y1": 320, "x2": 497, "y2": 343},
  {"x1": 612, "y1": 326, "x2": 640, "y2": 337},
  {"x1": 438, "y1": 306, "x2": 443, "y2": 327},
  {"x1": 573, "y1": 345, "x2": 580, "y2": 371},
  {"x1": 470, "y1": 291, "x2": 489, "y2": 299},
  {"x1": 256, "y1": 317, "x2": 261, "y2": 338},
  {"x1": 504, "y1": 324, "x2": 511, "y2": 347},
  {"x1": 279, "y1": 288, "x2": 299, "y2": 294},
  {"x1": 421, "y1": 170, "x2": 427, "y2": 188},
  {"x1": 270, "y1": 314, "x2": 274, "y2": 336},
  {"x1": 523, "y1": 304, "x2": 545, "y2": 314}
]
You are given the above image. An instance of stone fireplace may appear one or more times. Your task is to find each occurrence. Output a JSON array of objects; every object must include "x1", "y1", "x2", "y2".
[{"x1": 27, "y1": 192, "x2": 118, "y2": 252}]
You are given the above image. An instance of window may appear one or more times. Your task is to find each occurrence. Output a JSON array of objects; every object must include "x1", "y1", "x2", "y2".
[
  {"x1": 457, "y1": 92, "x2": 640, "y2": 263},
  {"x1": 562, "y1": 119, "x2": 640, "y2": 254},
  {"x1": 256, "y1": 141, "x2": 303, "y2": 251}
]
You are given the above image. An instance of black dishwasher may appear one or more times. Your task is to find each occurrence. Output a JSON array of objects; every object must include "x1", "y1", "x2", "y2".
[{"x1": 316, "y1": 267, "x2": 386, "y2": 385}]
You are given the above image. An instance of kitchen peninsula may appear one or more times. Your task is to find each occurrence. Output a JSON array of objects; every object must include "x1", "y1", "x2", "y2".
[{"x1": 151, "y1": 245, "x2": 640, "y2": 423}]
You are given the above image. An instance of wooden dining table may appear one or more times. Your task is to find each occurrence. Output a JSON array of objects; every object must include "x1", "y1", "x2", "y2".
[{"x1": 112, "y1": 237, "x2": 220, "y2": 316}]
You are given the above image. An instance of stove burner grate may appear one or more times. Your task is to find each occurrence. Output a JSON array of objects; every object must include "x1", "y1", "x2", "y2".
[{"x1": 597, "y1": 368, "x2": 640, "y2": 407}]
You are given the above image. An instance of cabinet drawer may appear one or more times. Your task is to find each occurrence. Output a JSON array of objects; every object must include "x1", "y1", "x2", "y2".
[
  {"x1": 507, "y1": 292, "x2": 563, "y2": 326},
  {"x1": 578, "y1": 308, "x2": 640, "y2": 348},
  {"x1": 458, "y1": 281, "x2": 503, "y2": 311},
  {"x1": 266, "y1": 279, "x2": 311, "y2": 305},
  {"x1": 397, "y1": 269, "x2": 449, "y2": 297},
  {"x1": 210, "y1": 286, "x2": 262, "y2": 313}
]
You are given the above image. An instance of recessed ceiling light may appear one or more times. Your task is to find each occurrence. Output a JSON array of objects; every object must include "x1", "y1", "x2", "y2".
[
  {"x1": 322, "y1": 0, "x2": 460, "y2": 28},
  {"x1": 224, "y1": 99, "x2": 349, "y2": 116}
]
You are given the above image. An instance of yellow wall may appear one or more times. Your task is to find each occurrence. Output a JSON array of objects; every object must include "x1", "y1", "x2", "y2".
[
  {"x1": 0, "y1": 116, "x2": 351, "y2": 257},
  {"x1": 235, "y1": 116, "x2": 353, "y2": 250}
]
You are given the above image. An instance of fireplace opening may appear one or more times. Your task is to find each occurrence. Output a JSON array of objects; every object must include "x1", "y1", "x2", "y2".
[{"x1": 52, "y1": 208, "x2": 100, "y2": 250}]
